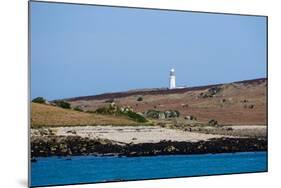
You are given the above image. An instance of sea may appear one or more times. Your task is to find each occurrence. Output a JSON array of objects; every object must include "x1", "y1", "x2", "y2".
[{"x1": 31, "y1": 151, "x2": 267, "y2": 187}]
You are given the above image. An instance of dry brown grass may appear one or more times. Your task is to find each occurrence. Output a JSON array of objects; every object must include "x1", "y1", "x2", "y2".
[
  {"x1": 31, "y1": 103, "x2": 139, "y2": 128},
  {"x1": 70, "y1": 80, "x2": 267, "y2": 125}
]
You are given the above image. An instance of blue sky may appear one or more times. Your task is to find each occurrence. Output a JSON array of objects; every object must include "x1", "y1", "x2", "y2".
[{"x1": 30, "y1": 2, "x2": 267, "y2": 100}]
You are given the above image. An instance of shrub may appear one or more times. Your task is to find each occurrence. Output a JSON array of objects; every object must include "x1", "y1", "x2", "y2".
[
  {"x1": 54, "y1": 100, "x2": 71, "y2": 109},
  {"x1": 95, "y1": 103, "x2": 120, "y2": 115},
  {"x1": 85, "y1": 110, "x2": 95, "y2": 113},
  {"x1": 126, "y1": 111, "x2": 148, "y2": 123},
  {"x1": 95, "y1": 107, "x2": 111, "y2": 114},
  {"x1": 137, "y1": 97, "x2": 143, "y2": 101},
  {"x1": 95, "y1": 103, "x2": 148, "y2": 123},
  {"x1": 73, "y1": 106, "x2": 83, "y2": 112},
  {"x1": 32, "y1": 97, "x2": 46, "y2": 104}
]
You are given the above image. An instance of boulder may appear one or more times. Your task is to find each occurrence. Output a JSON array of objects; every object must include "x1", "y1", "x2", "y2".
[
  {"x1": 243, "y1": 104, "x2": 254, "y2": 109},
  {"x1": 184, "y1": 115, "x2": 197, "y2": 121},
  {"x1": 164, "y1": 110, "x2": 180, "y2": 118},
  {"x1": 144, "y1": 110, "x2": 179, "y2": 119},
  {"x1": 208, "y1": 119, "x2": 219, "y2": 126},
  {"x1": 248, "y1": 104, "x2": 254, "y2": 109},
  {"x1": 164, "y1": 145, "x2": 178, "y2": 153},
  {"x1": 158, "y1": 112, "x2": 166, "y2": 119},
  {"x1": 199, "y1": 86, "x2": 222, "y2": 98}
]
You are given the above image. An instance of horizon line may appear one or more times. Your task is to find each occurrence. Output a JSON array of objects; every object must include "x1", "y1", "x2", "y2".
[{"x1": 50, "y1": 77, "x2": 267, "y2": 102}]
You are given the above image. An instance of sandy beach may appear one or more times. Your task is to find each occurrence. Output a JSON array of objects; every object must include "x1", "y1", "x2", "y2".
[
  {"x1": 45, "y1": 125, "x2": 232, "y2": 144},
  {"x1": 31, "y1": 124, "x2": 267, "y2": 145}
]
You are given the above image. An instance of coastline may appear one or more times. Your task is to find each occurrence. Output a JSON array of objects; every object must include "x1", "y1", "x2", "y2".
[
  {"x1": 31, "y1": 135, "x2": 267, "y2": 158},
  {"x1": 30, "y1": 77, "x2": 267, "y2": 159}
]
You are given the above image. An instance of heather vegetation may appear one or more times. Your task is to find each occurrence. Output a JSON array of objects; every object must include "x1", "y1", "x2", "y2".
[
  {"x1": 53, "y1": 100, "x2": 71, "y2": 109},
  {"x1": 32, "y1": 97, "x2": 46, "y2": 104},
  {"x1": 95, "y1": 103, "x2": 148, "y2": 123}
]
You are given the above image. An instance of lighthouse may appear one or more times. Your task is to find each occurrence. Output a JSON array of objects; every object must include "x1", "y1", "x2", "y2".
[{"x1": 169, "y1": 68, "x2": 176, "y2": 89}]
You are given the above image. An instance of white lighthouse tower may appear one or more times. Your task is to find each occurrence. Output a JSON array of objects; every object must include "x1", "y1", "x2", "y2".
[{"x1": 169, "y1": 68, "x2": 176, "y2": 89}]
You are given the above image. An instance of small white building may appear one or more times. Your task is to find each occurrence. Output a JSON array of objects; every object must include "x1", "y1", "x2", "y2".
[{"x1": 169, "y1": 68, "x2": 176, "y2": 89}]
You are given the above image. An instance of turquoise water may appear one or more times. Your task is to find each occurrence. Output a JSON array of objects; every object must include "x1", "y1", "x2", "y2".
[{"x1": 31, "y1": 152, "x2": 267, "y2": 187}]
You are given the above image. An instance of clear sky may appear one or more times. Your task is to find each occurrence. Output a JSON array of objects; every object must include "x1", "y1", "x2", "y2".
[{"x1": 30, "y1": 2, "x2": 267, "y2": 100}]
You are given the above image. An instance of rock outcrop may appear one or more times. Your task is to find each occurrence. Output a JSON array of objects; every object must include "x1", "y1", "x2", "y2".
[
  {"x1": 143, "y1": 110, "x2": 180, "y2": 119},
  {"x1": 199, "y1": 86, "x2": 222, "y2": 98},
  {"x1": 31, "y1": 136, "x2": 267, "y2": 157}
]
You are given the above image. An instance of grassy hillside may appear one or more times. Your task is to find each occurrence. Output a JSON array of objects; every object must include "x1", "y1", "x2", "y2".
[
  {"x1": 68, "y1": 78, "x2": 267, "y2": 125},
  {"x1": 31, "y1": 103, "x2": 139, "y2": 128}
]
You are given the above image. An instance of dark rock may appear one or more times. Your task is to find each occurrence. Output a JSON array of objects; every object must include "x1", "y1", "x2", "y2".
[
  {"x1": 208, "y1": 119, "x2": 219, "y2": 126},
  {"x1": 66, "y1": 130, "x2": 77, "y2": 134},
  {"x1": 184, "y1": 115, "x2": 197, "y2": 121},
  {"x1": 244, "y1": 104, "x2": 255, "y2": 109},
  {"x1": 31, "y1": 136, "x2": 267, "y2": 158},
  {"x1": 199, "y1": 87, "x2": 222, "y2": 98},
  {"x1": 248, "y1": 104, "x2": 254, "y2": 109},
  {"x1": 241, "y1": 99, "x2": 248, "y2": 103}
]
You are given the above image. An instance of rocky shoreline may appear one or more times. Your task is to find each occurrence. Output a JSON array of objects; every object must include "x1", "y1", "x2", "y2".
[{"x1": 31, "y1": 136, "x2": 267, "y2": 158}]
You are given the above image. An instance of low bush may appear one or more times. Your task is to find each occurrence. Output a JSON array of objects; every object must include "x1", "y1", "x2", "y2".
[
  {"x1": 126, "y1": 111, "x2": 148, "y2": 123},
  {"x1": 137, "y1": 97, "x2": 143, "y2": 101},
  {"x1": 53, "y1": 100, "x2": 71, "y2": 109},
  {"x1": 73, "y1": 106, "x2": 83, "y2": 112},
  {"x1": 32, "y1": 97, "x2": 46, "y2": 104},
  {"x1": 95, "y1": 103, "x2": 148, "y2": 123},
  {"x1": 95, "y1": 105, "x2": 120, "y2": 115}
]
